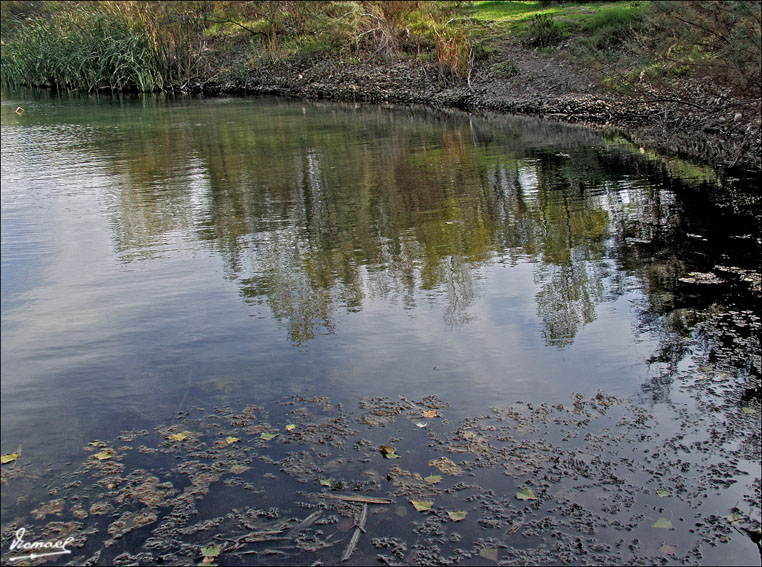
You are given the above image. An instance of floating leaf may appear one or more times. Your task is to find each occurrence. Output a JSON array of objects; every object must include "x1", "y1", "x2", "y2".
[
  {"x1": 447, "y1": 510, "x2": 467, "y2": 521},
  {"x1": 285, "y1": 424, "x2": 297, "y2": 431},
  {"x1": 224, "y1": 436, "x2": 240, "y2": 445},
  {"x1": 260, "y1": 432, "x2": 278, "y2": 441},
  {"x1": 380, "y1": 445, "x2": 401, "y2": 459},
  {"x1": 725, "y1": 512, "x2": 743, "y2": 523},
  {"x1": 201, "y1": 544, "x2": 221, "y2": 557},
  {"x1": 1, "y1": 453, "x2": 20, "y2": 465},
  {"x1": 742, "y1": 407, "x2": 757, "y2": 414},
  {"x1": 410, "y1": 499, "x2": 433, "y2": 512},
  {"x1": 168, "y1": 432, "x2": 190, "y2": 442},
  {"x1": 319, "y1": 478, "x2": 334, "y2": 487},
  {"x1": 229, "y1": 464, "x2": 250, "y2": 474},
  {"x1": 659, "y1": 544, "x2": 675, "y2": 555},
  {"x1": 479, "y1": 546, "x2": 498, "y2": 562},
  {"x1": 652, "y1": 517, "x2": 673, "y2": 529},
  {"x1": 656, "y1": 489, "x2": 672, "y2": 497},
  {"x1": 424, "y1": 474, "x2": 442, "y2": 484},
  {"x1": 92, "y1": 449, "x2": 114, "y2": 461},
  {"x1": 422, "y1": 410, "x2": 439, "y2": 418},
  {"x1": 88, "y1": 440, "x2": 106, "y2": 447},
  {"x1": 516, "y1": 488, "x2": 537, "y2": 501}
]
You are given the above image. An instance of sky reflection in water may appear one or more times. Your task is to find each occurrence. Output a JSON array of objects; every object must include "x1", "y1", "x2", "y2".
[{"x1": 1, "y1": 92, "x2": 757, "y2": 464}]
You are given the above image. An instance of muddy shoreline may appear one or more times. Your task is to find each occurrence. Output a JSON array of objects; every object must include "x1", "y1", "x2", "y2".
[{"x1": 199, "y1": 53, "x2": 761, "y2": 172}]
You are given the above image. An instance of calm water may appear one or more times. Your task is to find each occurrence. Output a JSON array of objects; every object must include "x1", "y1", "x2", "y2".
[{"x1": 1, "y1": 90, "x2": 760, "y2": 563}]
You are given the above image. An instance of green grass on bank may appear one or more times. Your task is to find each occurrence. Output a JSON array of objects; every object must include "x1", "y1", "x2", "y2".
[
  {"x1": 1, "y1": 1, "x2": 757, "y2": 98},
  {"x1": 465, "y1": 1, "x2": 645, "y2": 46}
]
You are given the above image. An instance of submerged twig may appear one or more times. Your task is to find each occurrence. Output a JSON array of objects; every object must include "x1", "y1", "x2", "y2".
[
  {"x1": 317, "y1": 493, "x2": 394, "y2": 505},
  {"x1": 341, "y1": 503, "x2": 368, "y2": 562},
  {"x1": 287, "y1": 510, "x2": 322, "y2": 537}
]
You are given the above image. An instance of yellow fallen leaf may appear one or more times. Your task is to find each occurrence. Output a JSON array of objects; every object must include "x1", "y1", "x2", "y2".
[
  {"x1": 516, "y1": 488, "x2": 537, "y2": 500},
  {"x1": 652, "y1": 517, "x2": 673, "y2": 529},
  {"x1": 168, "y1": 431, "x2": 190, "y2": 442},
  {"x1": 380, "y1": 445, "x2": 400, "y2": 459},
  {"x1": 285, "y1": 424, "x2": 296, "y2": 431},
  {"x1": 92, "y1": 449, "x2": 114, "y2": 461},
  {"x1": 410, "y1": 499, "x2": 433, "y2": 512},
  {"x1": 480, "y1": 547, "x2": 498, "y2": 562},
  {"x1": 422, "y1": 410, "x2": 439, "y2": 418},
  {"x1": 1, "y1": 453, "x2": 20, "y2": 465},
  {"x1": 224, "y1": 436, "x2": 240, "y2": 445},
  {"x1": 447, "y1": 510, "x2": 467, "y2": 521}
]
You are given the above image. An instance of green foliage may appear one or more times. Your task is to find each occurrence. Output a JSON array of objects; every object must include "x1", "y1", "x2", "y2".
[
  {"x1": 639, "y1": 1, "x2": 761, "y2": 93},
  {"x1": 526, "y1": 13, "x2": 561, "y2": 47},
  {"x1": 1, "y1": 2, "x2": 208, "y2": 92}
]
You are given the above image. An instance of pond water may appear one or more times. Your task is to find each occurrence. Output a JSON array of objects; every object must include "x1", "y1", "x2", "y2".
[{"x1": 1, "y1": 90, "x2": 760, "y2": 565}]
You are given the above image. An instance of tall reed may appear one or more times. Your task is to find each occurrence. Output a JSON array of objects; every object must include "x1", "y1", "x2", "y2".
[{"x1": 1, "y1": 2, "x2": 203, "y2": 92}]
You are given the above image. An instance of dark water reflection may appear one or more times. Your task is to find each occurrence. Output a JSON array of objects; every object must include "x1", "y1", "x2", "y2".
[{"x1": 1, "y1": 91, "x2": 759, "y2": 488}]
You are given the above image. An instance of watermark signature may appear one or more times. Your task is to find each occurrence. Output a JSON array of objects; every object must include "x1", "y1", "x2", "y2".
[{"x1": 7, "y1": 527, "x2": 75, "y2": 562}]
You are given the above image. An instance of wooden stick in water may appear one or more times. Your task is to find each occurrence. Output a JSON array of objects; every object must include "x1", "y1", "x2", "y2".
[
  {"x1": 341, "y1": 503, "x2": 368, "y2": 562},
  {"x1": 318, "y1": 493, "x2": 393, "y2": 505}
]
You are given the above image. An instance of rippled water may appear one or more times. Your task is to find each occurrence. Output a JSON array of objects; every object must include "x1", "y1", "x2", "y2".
[{"x1": 1, "y1": 89, "x2": 760, "y2": 564}]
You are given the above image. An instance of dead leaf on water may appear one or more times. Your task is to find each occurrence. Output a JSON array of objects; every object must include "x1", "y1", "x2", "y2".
[
  {"x1": 1, "y1": 453, "x2": 20, "y2": 465},
  {"x1": 447, "y1": 510, "x2": 467, "y2": 521},
  {"x1": 319, "y1": 478, "x2": 334, "y2": 487},
  {"x1": 224, "y1": 436, "x2": 240, "y2": 445},
  {"x1": 725, "y1": 512, "x2": 743, "y2": 523},
  {"x1": 92, "y1": 449, "x2": 114, "y2": 461},
  {"x1": 659, "y1": 544, "x2": 675, "y2": 555},
  {"x1": 422, "y1": 410, "x2": 439, "y2": 418},
  {"x1": 229, "y1": 464, "x2": 250, "y2": 474},
  {"x1": 424, "y1": 474, "x2": 442, "y2": 484},
  {"x1": 380, "y1": 445, "x2": 401, "y2": 459},
  {"x1": 652, "y1": 517, "x2": 673, "y2": 529},
  {"x1": 285, "y1": 424, "x2": 297, "y2": 431},
  {"x1": 742, "y1": 407, "x2": 757, "y2": 414},
  {"x1": 656, "y1": 489, "x2": 672, "y2": 497},
  {"x1": 201, "y1": 544, "x2": 221, "y2": 558},
  {"x1": 167, "y1": 431, "x2": 190, "y2": 442},
  {"x1": 516, "y1": 488, "x2": 537, "y2": 501},
  {"x1": 479, "y1": 546, "x2": 498, "y2": 562},
  {"x1": 260, "y1": 432, "x2": 278, "y2": 441},
  {"x1": 410, "y1": 499, "x2": 433, "y2": 512}
]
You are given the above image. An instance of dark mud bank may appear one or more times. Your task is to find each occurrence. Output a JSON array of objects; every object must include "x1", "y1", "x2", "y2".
[{"x1": 203, "y1": 56, "x2": 761, "y2": 172}]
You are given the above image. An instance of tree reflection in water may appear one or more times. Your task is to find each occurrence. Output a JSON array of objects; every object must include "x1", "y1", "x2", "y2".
[{"x1": 92, "y1": 96, "x2": 758, "y2": 364}]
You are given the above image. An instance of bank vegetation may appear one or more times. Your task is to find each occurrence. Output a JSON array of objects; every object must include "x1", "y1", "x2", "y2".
[{"x1": 1, "y1": 1, "x2": 760, "y2": 169}]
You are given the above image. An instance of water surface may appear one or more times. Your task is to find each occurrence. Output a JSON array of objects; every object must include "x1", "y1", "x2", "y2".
[{"x1": 1, "y1": 90, "x2": 760, "y2": 564}]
